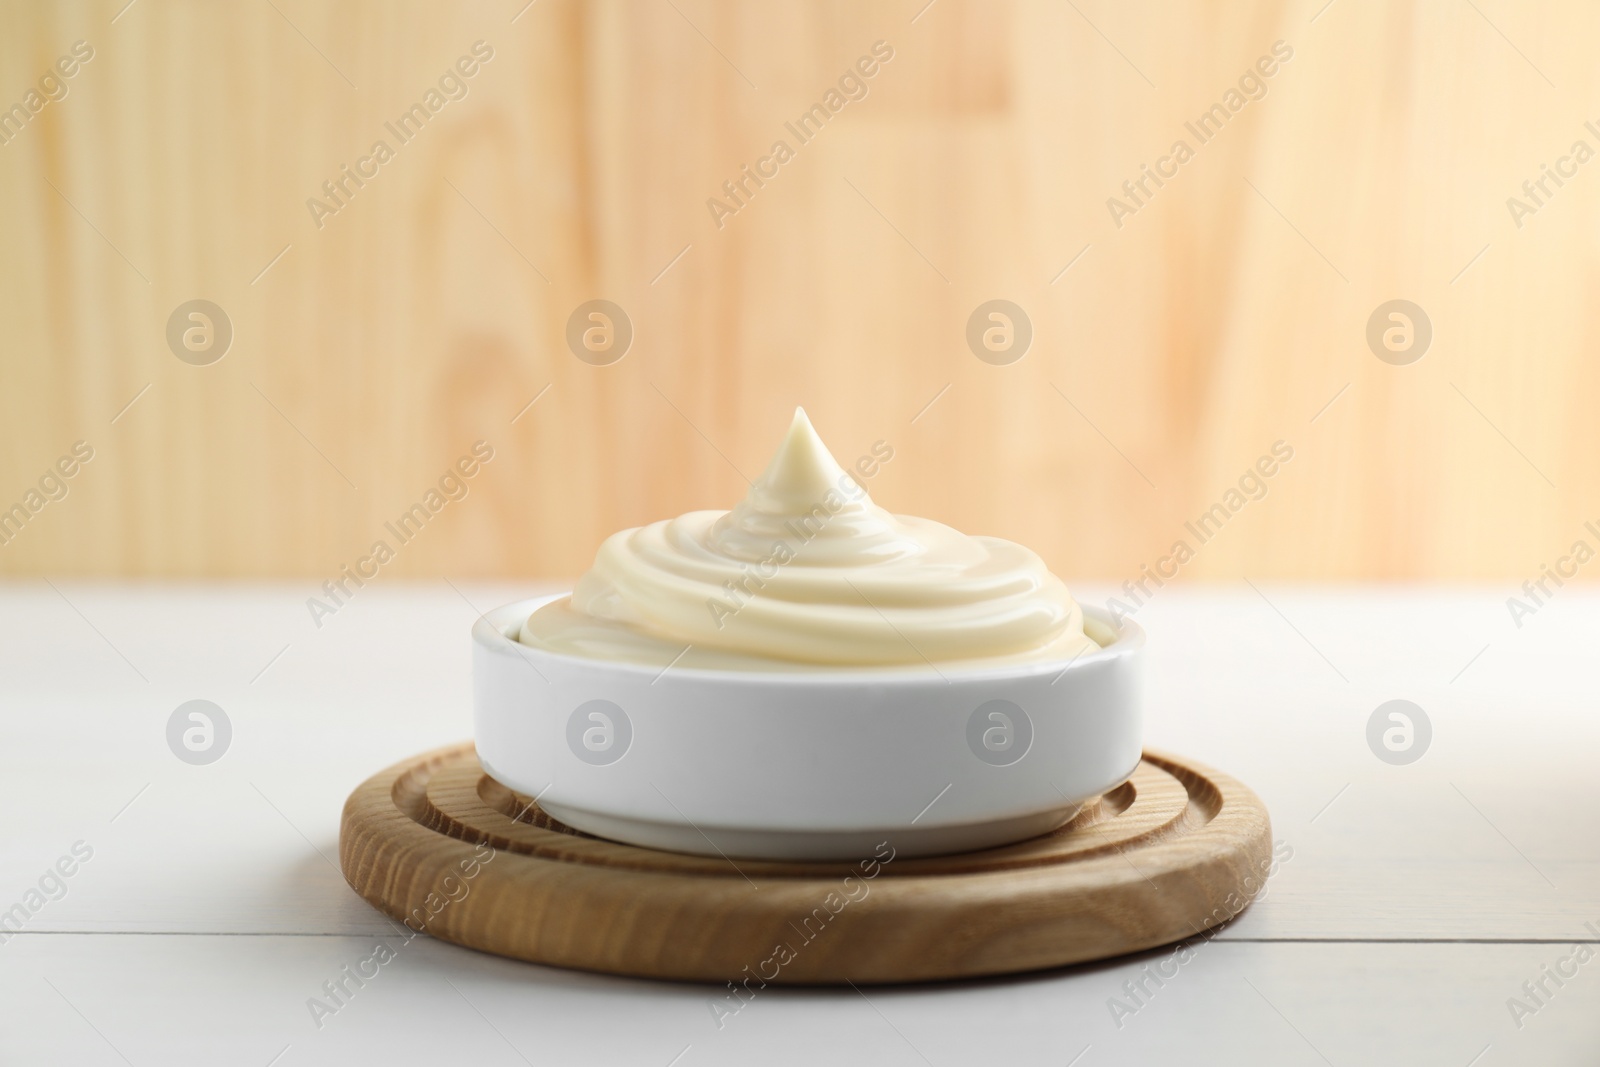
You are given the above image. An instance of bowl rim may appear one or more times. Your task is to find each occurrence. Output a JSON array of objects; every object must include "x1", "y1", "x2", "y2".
[{"x1": 474, "y1": 593, "x2": 1142, "y2": 686}]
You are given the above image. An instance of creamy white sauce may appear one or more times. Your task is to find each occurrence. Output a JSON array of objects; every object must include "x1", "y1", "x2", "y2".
[{"x1": 520, "y1": 408, "x2": 1104, "y2": 671}]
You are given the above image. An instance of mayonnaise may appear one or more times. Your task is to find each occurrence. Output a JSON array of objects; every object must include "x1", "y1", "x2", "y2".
[{"x1": 519, "y1": 408, "x2": 1105, "y2": 671}]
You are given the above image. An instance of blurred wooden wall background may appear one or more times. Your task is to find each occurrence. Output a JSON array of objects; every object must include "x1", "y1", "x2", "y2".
[{"x1": 0, "y1": 0, "x2": 1593, "y2": 581}]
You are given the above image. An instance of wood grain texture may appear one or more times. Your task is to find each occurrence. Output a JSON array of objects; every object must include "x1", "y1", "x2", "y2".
[
  {"x1": 339, "y1": 743, "x2": 1273, "y2": 983},
  {"x1": 0, "y1": 0, "x2": 1591, "y2": 580}
]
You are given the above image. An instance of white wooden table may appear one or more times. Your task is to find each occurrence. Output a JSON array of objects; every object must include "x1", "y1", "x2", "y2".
[{"x1": 3, "y1": 583, "x2": 1596, "y2": 1065}]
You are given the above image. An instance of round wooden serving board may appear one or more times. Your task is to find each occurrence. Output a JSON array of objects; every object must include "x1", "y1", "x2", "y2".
[{"x1": 340, "y1": 744, "x2": 1272, "y2": 985}]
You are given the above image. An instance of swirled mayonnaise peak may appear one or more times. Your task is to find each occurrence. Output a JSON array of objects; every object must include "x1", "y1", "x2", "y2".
[{"x1": 519, "y1": 408, "x2": 1106, "y2": 671}]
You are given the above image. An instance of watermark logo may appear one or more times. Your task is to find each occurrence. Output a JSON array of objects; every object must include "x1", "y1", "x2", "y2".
[
  {"x1": 705, "y1": 440, "x2": 894, "y2": 631},
  {"x1": 1505, "y1": 522, "x2": 1600, "y2": 628},
  {"x1": 1366, "y1": 299, "x2": 1431, "y2": 366},
  {"x1": 709, "y1": 840, "x2": 896, "y2": 1029},
  {"x1": 966, "y1": 300, "x2": 1032, "y2": 365},
  {"x1": 1107, "y1": 440, "x2": 1294, "y2": 624},
  {"x1": 307, "y1": 841, "x2": 496, "y2": 1028},
  {"x1": 0, "y1": 40, "x2": 94, "y2": 148},
  {"x1": 1107, "y1": 839, "x2": 1294, "y2": 1028},
  {"x1": 1507, "y1": 927, "x2": 1600, "y2": 1031},
  {"x1": 705, "y1": 41, "x2": 895, "y2": 230},
  {"x1": 167, "y1": 700, "x2": 232, "y2": 765},
  {"x1": 566, "y1": 300, "x2": 632, "y2": 366},
  {"x1": 1105, "y1": 40, "x2": 1294, "y2": 229},
  {"x1": 567, "y1": 699, "x2": 632, "y2": 765},
  {"x1": 166, "y1": 299, "x2": 232, "y2": 366},
  {"x1": 1505, "y1": 120, "x2": 1600, "y2": 230},
  {"x1": 0, "y1": 840, "x2": 94, "y2": 946},
  {"x1": 1366, "y1": 699, "x2": 1430, "y2": 765},
  {"x1": 966, "y1": 699, "x2": 1032, "y2": 766},
  {"x1": 305, "y1": 41, "x2": 495, "y2": 229},
  {"x1": 306, "y1": 441, "x2": 495, "y2": 629},
  {"x1": 0, "y1": 440, "x2": 94, "y2": 549}
]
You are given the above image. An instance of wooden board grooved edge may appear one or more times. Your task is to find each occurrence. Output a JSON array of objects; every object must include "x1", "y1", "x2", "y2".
[{"x1": 339, "y1": 744, "x2": 1273, "y2": 984}]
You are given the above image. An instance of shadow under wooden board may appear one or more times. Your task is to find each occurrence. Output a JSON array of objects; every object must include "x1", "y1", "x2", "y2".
[{"x1": 339, "y1": 744, "x2": 1272, "y2": 985}]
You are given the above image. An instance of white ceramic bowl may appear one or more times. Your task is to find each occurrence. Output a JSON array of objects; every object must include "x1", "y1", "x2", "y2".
[{"x1": 473, "y1": 595, "x2": 1143, "y2": 861}]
